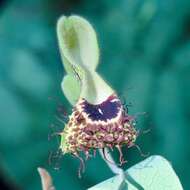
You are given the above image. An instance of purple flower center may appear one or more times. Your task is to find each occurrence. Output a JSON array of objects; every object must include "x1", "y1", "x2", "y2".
[{"x1": 82, "y1": 95, "x2": 121, "y2": 122}]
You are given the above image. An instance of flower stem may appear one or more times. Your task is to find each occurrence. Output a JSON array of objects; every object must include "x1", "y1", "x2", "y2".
[{"x1": 98, "y1": 148, "x2": 125, "y2": 181}]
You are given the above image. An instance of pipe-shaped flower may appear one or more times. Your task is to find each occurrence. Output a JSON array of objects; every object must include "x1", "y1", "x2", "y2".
[{"x1": 56, "y1": 15, "x2": 137, "y2": 172}]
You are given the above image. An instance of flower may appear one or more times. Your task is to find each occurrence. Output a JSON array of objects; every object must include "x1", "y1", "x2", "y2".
[
  {"x1": 56, "y1": 15, "x2": 138, "y2": 177},
  {"x1": 60, "y1": 94, "x2": 137, "y2": 157}
]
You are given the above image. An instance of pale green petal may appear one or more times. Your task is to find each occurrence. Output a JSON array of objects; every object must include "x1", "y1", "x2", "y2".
[
  {"x1": 80, "y1": 71, "x2": 114, "y2": 104},
  {"x1": 57, "y1": 15, "x2": 99, "y2": 72},
  {"x1": 61, "y1": 74, "x2": 81, "y2": 105},
  {"x1": 88, "y1": 155, "x2": 183, "y2": 190},
  {"x1": 69, "y1": 15, "x2": 99, "y2": 71},
  {"x1": 57, "y1": 15, "x2": 114, "y2": 104}
]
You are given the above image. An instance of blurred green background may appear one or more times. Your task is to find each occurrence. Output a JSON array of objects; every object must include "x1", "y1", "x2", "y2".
[{"x1": 0, "y1": 0, "x2": 190, "y2": 189}]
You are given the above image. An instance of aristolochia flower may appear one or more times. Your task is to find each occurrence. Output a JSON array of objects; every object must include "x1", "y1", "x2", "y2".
[
  {"x1": 56, "y1": 15, "x2": 138, "y2": 176},
  {"x1": 61, "y1": 94, "x2": 137, "y2": 158}
]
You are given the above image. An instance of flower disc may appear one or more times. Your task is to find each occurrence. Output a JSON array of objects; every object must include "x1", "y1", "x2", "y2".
[{"x1": 60, "y1": 94, "x2": 137, "y2": 155}]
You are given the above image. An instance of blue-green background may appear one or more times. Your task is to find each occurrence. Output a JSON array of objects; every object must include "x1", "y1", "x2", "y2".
[{"x1": 0, "y1": 0, "x2": 190, "y2": 189}]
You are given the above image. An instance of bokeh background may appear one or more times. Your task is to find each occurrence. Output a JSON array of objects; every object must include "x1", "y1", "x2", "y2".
[{"x1": 0, "y1": 0, "x2": 190, "y2": 189}]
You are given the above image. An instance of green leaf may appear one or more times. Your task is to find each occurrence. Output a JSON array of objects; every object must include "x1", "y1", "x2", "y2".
[{"x1": 88, "y1": 155, "x2": 183, "y2": 190}]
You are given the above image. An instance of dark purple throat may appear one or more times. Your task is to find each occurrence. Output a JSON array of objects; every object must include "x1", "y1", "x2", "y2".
[{"x1": 81, "y1": 95, "x2": 122, "y2": 122}]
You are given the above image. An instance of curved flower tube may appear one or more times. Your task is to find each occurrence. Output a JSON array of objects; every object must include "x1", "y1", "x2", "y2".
[{"x1": 56, "y1": 15, "x2": 138, "y2": 177}]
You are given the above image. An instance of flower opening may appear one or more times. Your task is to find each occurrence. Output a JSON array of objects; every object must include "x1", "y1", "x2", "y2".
[{"x1": 60, "y1": 93, "x2": 137, "y2": 176}]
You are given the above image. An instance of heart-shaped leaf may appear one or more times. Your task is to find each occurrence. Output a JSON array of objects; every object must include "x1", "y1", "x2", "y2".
[{"x1": 88, "y1": 155, "x2": 183, "y2": 190}]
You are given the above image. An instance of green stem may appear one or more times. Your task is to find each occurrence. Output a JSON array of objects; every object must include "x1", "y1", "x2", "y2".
[{"x1": 98, "y1": 148, "x2": 125, "y2": 180}]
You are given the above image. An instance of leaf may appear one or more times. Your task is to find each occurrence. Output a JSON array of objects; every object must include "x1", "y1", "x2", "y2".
[{"x1": 88, "y1": 155, "x2": 183, "y2": 190}]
